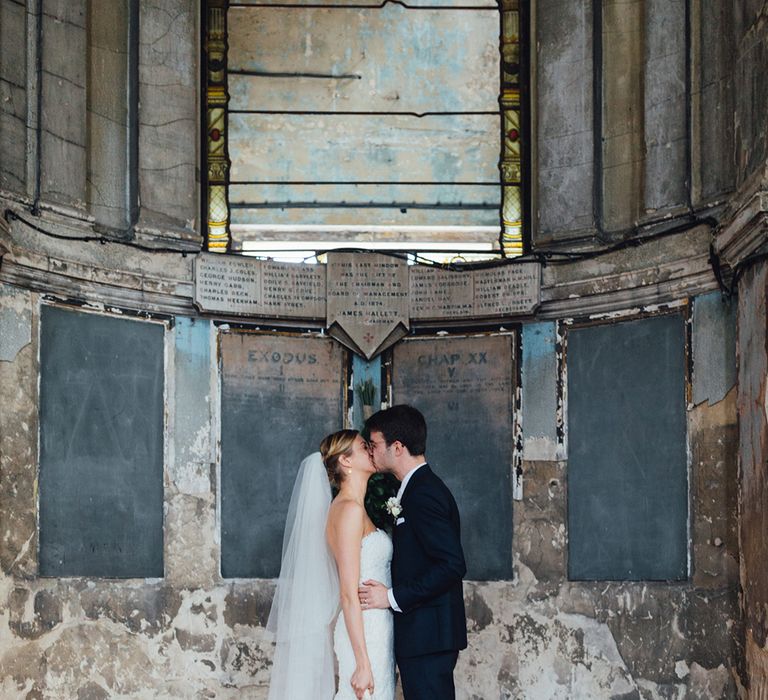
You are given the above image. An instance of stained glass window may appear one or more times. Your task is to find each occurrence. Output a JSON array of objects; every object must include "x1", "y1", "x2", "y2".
[{"x1": 203, "y1": 0, "x2": 525, "y2": 260}]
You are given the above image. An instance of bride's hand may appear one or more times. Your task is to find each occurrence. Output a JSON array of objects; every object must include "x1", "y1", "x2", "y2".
[{"x1": 350, "y1": 663, "x2": 374, "y2": 699}]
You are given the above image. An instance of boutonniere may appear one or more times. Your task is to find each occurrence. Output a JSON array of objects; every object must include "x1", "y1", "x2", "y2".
[{"x1": 385, "y1": 496, "x2": 402, "y2": 521}]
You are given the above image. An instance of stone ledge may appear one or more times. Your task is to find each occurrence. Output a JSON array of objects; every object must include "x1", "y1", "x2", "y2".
[
  {"x1": 0, "y1": 260, "x2": 195, "y2": 316},
  {"x1": 539, "y1": 225, "x2": 719, "y2": 318},
  {"x1": 714, "y1": 190, "x2": 768, "y2": 268},
  {"x1": 134, "y1": 213, "x2": 203, "y2": 252},
  {"x1": 1, "y1": 201, "x2": 724, "y2": 321}
]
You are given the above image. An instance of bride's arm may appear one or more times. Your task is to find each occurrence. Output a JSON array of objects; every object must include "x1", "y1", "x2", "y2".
[{"x1": 328, "y1": 501, "x2": 374, "y2": 698}]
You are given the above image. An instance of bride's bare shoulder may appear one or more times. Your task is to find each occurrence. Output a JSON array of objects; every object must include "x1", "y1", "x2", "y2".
[
  {"x1": 328, "y1": 496, "x2": 365, "y2": 521},
  {"x1": 327, "y1": 497, "x2": 365, "y2": 538}
]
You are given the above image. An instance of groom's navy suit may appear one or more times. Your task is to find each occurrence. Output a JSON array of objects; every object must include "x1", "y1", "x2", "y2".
[{"x1": 391, "y1": 464, "x2": 467, "y2": 699}]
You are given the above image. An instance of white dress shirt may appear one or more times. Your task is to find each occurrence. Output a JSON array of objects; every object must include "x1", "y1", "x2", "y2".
[{"x1": 387, "y1": 462, "x2": 426, "y2": 612}]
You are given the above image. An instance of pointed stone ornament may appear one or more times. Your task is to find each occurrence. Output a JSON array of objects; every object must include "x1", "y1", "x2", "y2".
[
  {"x1": 0, "y1": 213, "x2": 11, "y2": 260},
  {"x1": 326, "y1": 252, "x2": 410, "y2": 359}
]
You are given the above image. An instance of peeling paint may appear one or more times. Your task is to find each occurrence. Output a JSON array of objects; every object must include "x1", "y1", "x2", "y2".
[
  {"x1": 171, "y1": 316, "x2": 214, "y2": 495},
  {"x1": 521, "y1": 322, "x2": 560, "y2": 461},
  {"x1": 692, "y1": 291, "x2": 737, "y2": 406},
  {"x1": 587, "y1": 299, "x2": 688, "y2": 322},
  {"x1": 0, "y1": 286, "x2": 32, "y2": 362},
  {"x1": 0, "y1": 0, "x2": 756, "y2": 686}
]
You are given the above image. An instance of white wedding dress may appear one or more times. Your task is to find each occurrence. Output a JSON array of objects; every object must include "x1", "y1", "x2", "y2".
[
  {"x1": 333, "y1": 528, "x2": 395, "y2": 700},
  {"x1": 267, "y1": 455, "x2": 396, "y2": 700}
]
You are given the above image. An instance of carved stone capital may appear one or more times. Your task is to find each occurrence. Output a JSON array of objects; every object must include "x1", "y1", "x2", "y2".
[{"x1": 714, "y1": 191, "x2": 768, "y2": 269}]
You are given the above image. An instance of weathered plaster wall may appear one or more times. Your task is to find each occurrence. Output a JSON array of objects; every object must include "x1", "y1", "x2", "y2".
[
  {"x1": 0, "y1": 284, "x2": 37, "y2": 581},
  {"x1": 0, "y1": 295, "x2": 275, "y2": 698},
  {"x1": 0, "y1": 276, "x2": 743, "y2": 698},
  {"x1": 520, "y1": 321, "x2": 561, "y2": 462},
  {"x1": 501, "y1": 294, "x2": 742, "y2": 698},
  {"x1": 692, "y1": 292, "x2": 738, "y2": 407},
  {"x1": 0, "y1": 0, "x2": 759, "y2": 695},
  {"x1": 737, "y1": 262, "x2": 768, "y2": 697}
]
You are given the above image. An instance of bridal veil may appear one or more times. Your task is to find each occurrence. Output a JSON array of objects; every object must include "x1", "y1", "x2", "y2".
[{"x1": 266, "y1": 452, "x2": 340, "y2": 699}]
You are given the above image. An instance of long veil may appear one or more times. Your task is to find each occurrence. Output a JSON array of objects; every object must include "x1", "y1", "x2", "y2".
[{"x1": 267, "y1": 452, "x2": 340, "y2": 700}]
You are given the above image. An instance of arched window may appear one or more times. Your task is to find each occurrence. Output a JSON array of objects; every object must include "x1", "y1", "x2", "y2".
[{"x1": 203, "y1": 0, "x2": 527, "y2": 262}]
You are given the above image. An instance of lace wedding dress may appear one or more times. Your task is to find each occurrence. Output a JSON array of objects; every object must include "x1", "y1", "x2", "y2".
[{"x1": 333, "y1": 528, "x2": 395, "y2": 700}]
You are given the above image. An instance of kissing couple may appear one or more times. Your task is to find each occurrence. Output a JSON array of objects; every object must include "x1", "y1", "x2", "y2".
[{"x1": 267, "y1": 404, "x2": 468, "y2": 699}]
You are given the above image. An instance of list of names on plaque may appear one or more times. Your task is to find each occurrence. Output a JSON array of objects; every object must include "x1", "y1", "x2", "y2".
[
  {"x1": 327, "y1": 253, "x2": 409, "y2": 358},
  {"x1": 473, "y1": 263, "x2": 540, "y2": 316},
  {"x1": 409, "y1": 267, "x2": 474, "y2": 319},
  {"x1": 261, "y1": 261, "x2": 326, "y2": 318},
  {"x1": 194, "y1": 252, "x2": 541, "y2": 325},
  {"x1": 195, "y1": 253, "x2": 261, "y2": 314}
]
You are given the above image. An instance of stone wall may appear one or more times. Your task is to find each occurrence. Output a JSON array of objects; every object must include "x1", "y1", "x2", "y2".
[
  {"x1": 0, "y1": 0, "x2": 199, "y2": 246},
  {"x1": 0, "y1": 0, "x2": 764, "y2": 696},
  {"x1": 0, "y1": 226, "x2": 744, "y2": 697},
  {"x1": 535, "y1": 0, "x2": 742, "y2": 246}
]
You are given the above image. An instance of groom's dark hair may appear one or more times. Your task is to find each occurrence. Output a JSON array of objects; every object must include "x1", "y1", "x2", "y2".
[{"x1": 365, "y1": 404, "x2": 427, "y2": 456}]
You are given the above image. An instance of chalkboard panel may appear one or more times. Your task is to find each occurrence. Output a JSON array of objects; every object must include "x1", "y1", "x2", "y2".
[
  {"x1": 39, "y1": 305, "x2": 165, "y2": 577},
  {"x1": 393, "y1": 334, "x2": 514, "y2": 580},
  {"x1": 567, "y1": 314, "x2": 688, "y2": 581},
  {"x1": 220, "y1": 332, "x2": 346, "y2": 578}
]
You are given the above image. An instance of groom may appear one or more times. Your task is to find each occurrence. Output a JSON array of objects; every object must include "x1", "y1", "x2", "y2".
[{"x1": 359, "y1": 405, "x2": 467, "y2": 699}]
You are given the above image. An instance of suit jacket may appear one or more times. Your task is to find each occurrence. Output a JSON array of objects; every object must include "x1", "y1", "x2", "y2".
[{"x1": 391, "y1": 465, "x2": 468, "y2": 658}]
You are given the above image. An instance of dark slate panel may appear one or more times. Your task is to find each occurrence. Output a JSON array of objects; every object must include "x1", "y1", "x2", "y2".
[
  {"x1": 567, "y1": 314, "x2": 688, "y2": 581},
  {"x1": 220, "y1": 332, "x2": 345, "y2": 578},
  {"x1": 393, "y1": 334, "x2": 514, "y2": 580},
  {"x1": 39, "y1": 305, "x2": 165, "y2": 578}
]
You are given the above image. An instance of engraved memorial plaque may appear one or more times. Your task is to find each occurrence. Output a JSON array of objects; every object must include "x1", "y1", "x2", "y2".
[
  {"x1": 326, "y1": 253, "x2": 409, "y2": 359},
  {"x1": 195, "y1": 253, "x2": 261, "y2": 315},
  {"x1": 220, "y1": 332, "x2": 346, "y2": 578},
  {"x1": 409, "y1": 266, "x2": 474, "y2": 320},
  {"x1": 194, "y1": 252, "x2": 540, "y2": 324},
  {"x1": 393, "y1": 334, "x2": 515, "y2": 579},
  {"x1": 473, "y1": 263, "x2": 540, "y2": 316},
  {"x1": 261, "y1": 261, "x2": 326, "y2": 318}
]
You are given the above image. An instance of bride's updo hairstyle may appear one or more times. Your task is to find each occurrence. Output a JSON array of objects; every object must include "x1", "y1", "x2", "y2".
[{"x1": 319, "y1": 429, "x2": 358, "y2": 488}]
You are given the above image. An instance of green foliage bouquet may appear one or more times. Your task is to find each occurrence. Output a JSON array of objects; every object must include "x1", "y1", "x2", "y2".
[
  {"x1": 355, "y1": 378, "x2": 376, "y2": 406},
  {"x1": 364, "y1": 472, "x2": 400, "y2": 531}
]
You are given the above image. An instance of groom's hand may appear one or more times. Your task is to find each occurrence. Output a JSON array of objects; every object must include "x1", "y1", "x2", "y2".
[{"x1": 358, "y1": 580, "x2": 389, "y2": 610}]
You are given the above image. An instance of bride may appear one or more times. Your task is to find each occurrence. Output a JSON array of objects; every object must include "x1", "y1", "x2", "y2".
[{"x1": 267, "y1": 430, "x2": 395, "y2": 700}]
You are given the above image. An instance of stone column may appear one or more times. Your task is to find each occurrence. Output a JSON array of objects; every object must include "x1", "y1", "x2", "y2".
[
  {"x1": 0, "y1": 0, "x2": 29, "y2": 194},
  {"x1": 87, "y1": 0, "x2": 132, "y2": 233},
  {"x1": 535, "y1": 0, "x2": 595, "y2": 243},
  {"x1": 601, "y1": 0, "x2": 645, "y2": 232},
  {"x1": 135, "y1": 0, "x2": 200, "y2": 247},
  {"x1": 40, "y1": 0, "x2": 88, "y2": 212}
]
